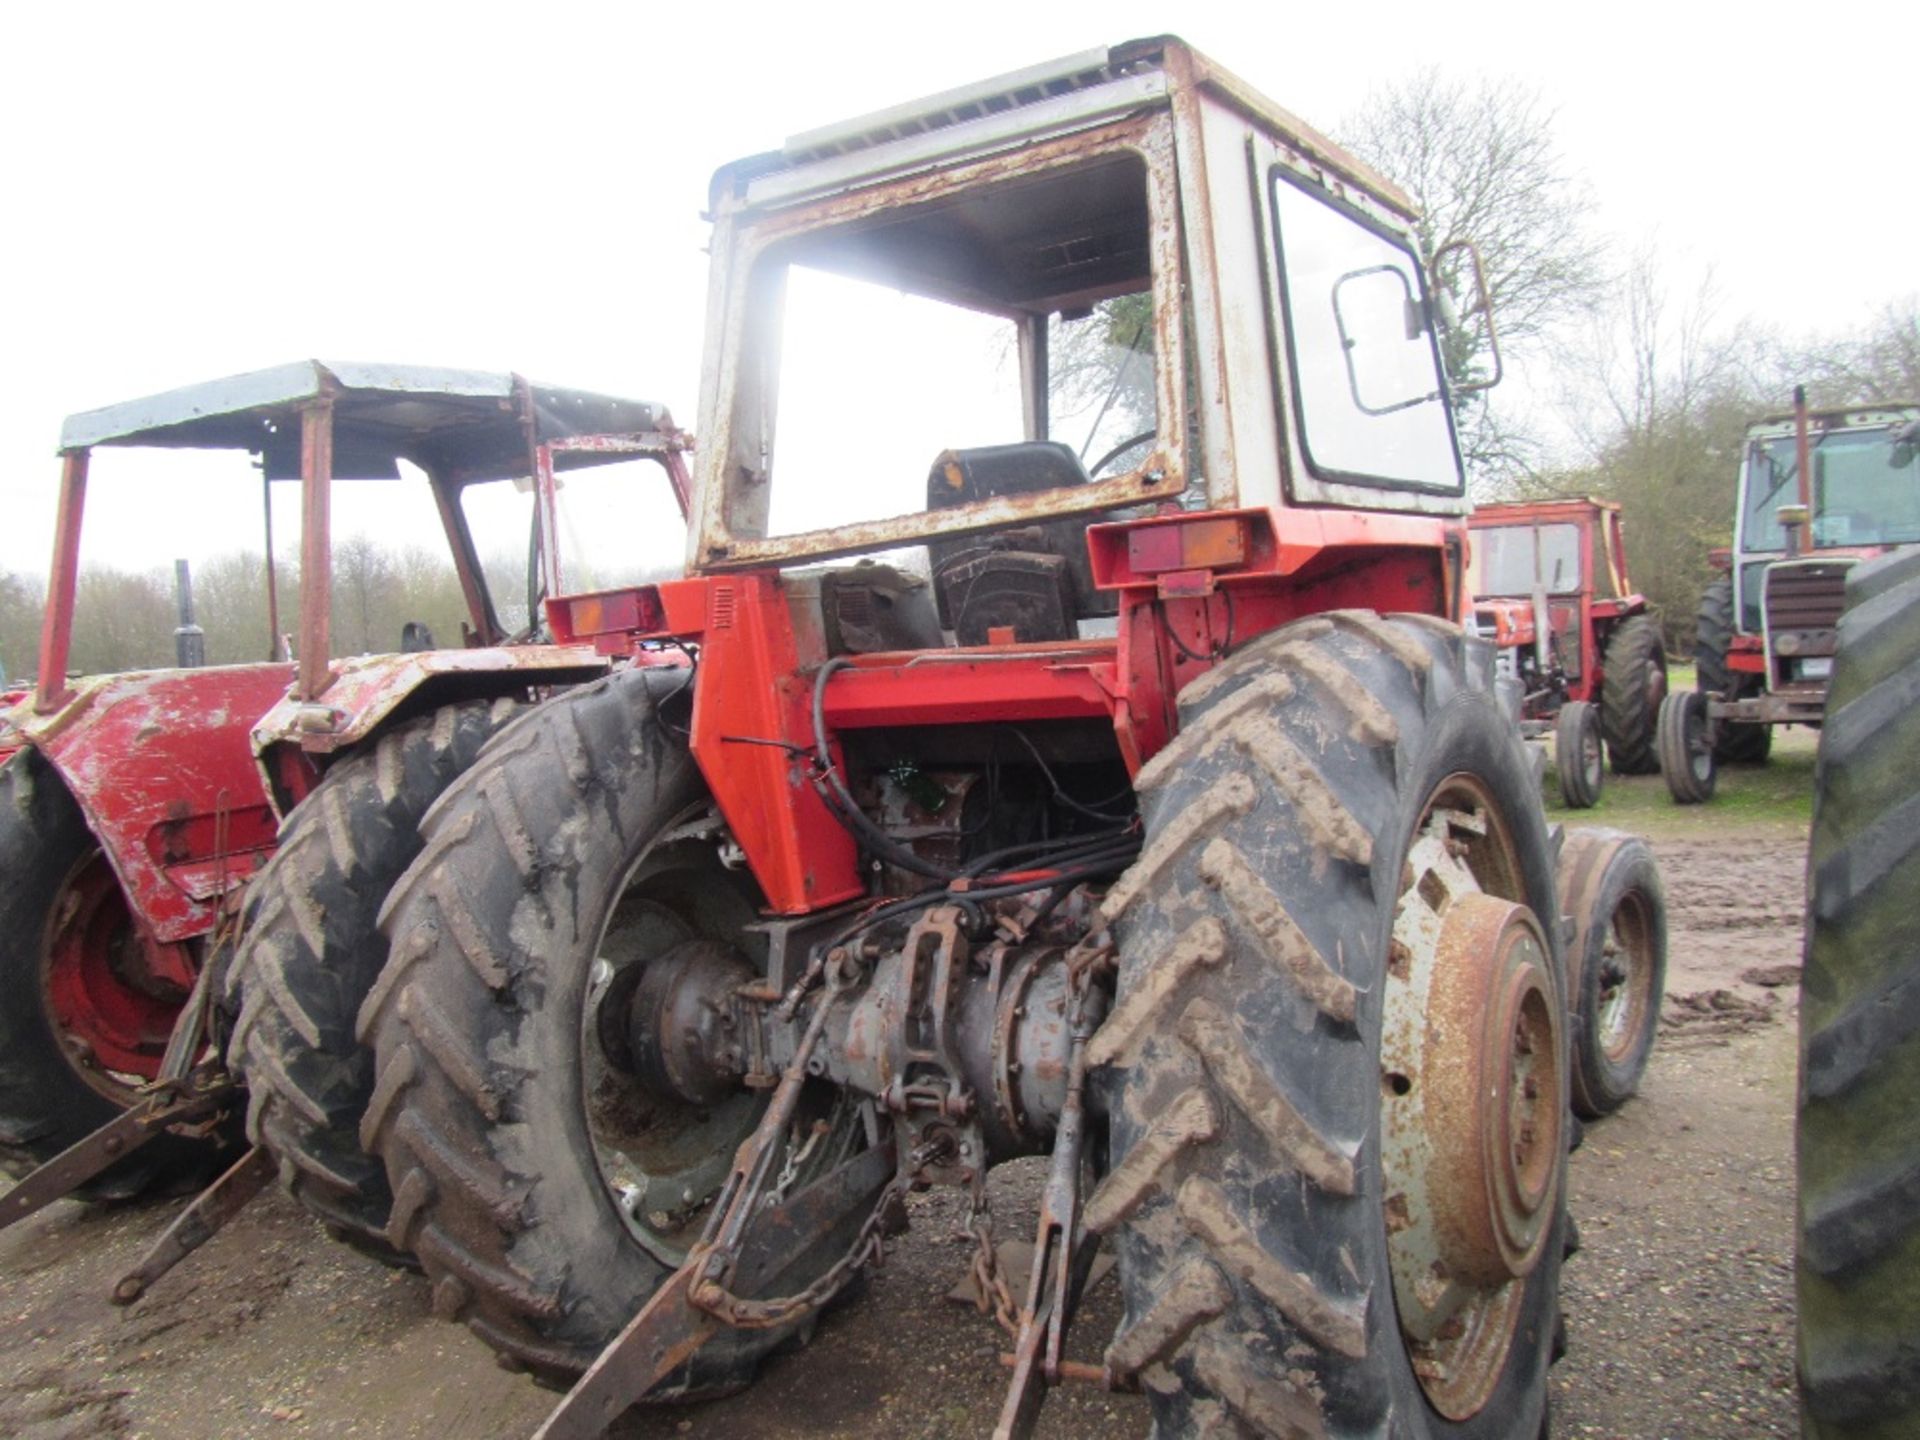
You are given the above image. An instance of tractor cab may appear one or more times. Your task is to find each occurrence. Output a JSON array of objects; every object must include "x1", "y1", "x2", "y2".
[
  {"x1": 1467, "y1": 498, "x2": 1665, "y2": 802},
  {"x1": 684, "y1": 41, "x2": 1477, "y2": 592},
  {"x1": 1469, "y1": 497, "x2": 1639, "y2": 704},
  {"x1": 1665, "y1": 395, "x2": 1920, "y2": 803},
  {"x1": 1728, "y1": 401, "x2": 1920, "y2": 693}
]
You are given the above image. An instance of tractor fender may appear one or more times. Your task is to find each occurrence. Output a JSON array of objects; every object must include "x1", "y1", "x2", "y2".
[
  {"x1": 4, "y1": 664, "x2": 294, "y2": 945},
  {"x1": 248, "y1": 644, "x2": 610, "y2": 759}
]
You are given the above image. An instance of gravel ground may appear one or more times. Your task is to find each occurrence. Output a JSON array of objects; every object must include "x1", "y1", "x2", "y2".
[{"x1": 0, "y1": 834, "x2": 1807, "y2": 1439}]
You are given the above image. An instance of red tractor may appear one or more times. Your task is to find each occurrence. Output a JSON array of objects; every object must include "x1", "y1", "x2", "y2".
[
  {"x1": 1470, "y1": 498, "x2": 1667, "y2": 808},
  {"x1": 341, "y1": 41, "x2": 1663, "y2": 1440},
  {"x1": 1660, "y1": 390, "x2": 1920, "y2": 801},
  {"x1": 0, "y1": 363, "x2": 688, "y2": 1251}
]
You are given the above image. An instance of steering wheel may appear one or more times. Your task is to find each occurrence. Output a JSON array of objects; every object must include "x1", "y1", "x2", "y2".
[{"x1": 1087, "y1": 429, "x2": 1156, "y2": 479}]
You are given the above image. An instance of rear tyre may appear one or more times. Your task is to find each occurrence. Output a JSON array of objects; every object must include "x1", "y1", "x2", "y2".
[
  {"x1": 1558, "y1": 829, "x2": 1667, "y2": 1119},
  {"x1": 358, "y1": 668, "x2": 842, "y2": 1389},
  {"x1": 225, "y1": 699, "x2": 521, "y2": 1261},
  {"x1": 1695, "y1": 580, "x2": 1771, "y2": 765},
  {"x1": 1095, "y1": 612, "x2": 1567, "y2": 1438},
  {"x1": 1600, "y1": 615, "x2": 1666, "y2": 775},
  {"x1": 1657, "y1": 692, "x2": 1715, "y2": 804},
  {"x1": 1798, "y1": 549, "x2": 1920, "y2": 1436},
  {"x1": 0, "y1": 750, "x2": 216, "y2": 1198},
  {"x1": 1554, "y1": 700, "x2": 1603, "y2": 809}
]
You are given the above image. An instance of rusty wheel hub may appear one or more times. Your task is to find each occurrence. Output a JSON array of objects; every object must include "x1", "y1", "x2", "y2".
[
  {"x1": 1382, "y1": 791, "x2": 1565, "y2": 1419},
  {"x1": 1596, "y1": 896, "x2": 1654, "y2": 1062}
]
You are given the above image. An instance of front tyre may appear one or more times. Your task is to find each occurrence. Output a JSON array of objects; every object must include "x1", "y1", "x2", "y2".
[
  {"x1": 1093, "y1": 613, "x2": 1568, "y2": 1438},
  {"x1": 1558, "y1": 829, "x2": 1667, "y2": 1119},
  {"x1": 1554, "y1": 700, "x2": 1603, "y2": 810},
  {"x1": 1695, "y1": 580, "x2": 1770, "y2": 765},
  {"x1": 1657, "y1": 692, "x2": 1715, "y2": 804},
  {"x1": 1600, "y1": 615, "x2": 1666, "y2": 775}
]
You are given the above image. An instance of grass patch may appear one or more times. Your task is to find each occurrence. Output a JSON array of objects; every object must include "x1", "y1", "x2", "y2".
[{"x1": 1543, "y1": 678, "x2": 1815, "y2": 841}]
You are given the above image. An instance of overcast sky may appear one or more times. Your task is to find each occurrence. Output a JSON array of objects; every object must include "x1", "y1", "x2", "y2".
[{"x1": 2, "y1": 0, "x2": 1912, "y2": 575}]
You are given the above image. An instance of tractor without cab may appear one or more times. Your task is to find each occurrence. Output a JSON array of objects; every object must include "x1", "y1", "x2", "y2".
[
  {"x1": 1469, "y1": 497, "x2": 1667, "y2": 809},
  {"x1": 348, "y1": 40, "x2": 1663, "y2": 1438},
  {"x1": 0, "y1": 363, "x2": 688, "y2": 1284}
]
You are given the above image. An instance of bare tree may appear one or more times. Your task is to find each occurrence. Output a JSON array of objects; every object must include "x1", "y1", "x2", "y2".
[
  {"x1": 1547, "y1": 250, "x2": 1763, "y2": 649},
  {"x1": 1768, "y1": 296, "x2": 1920, "y2": 408},
  {"x1": 67, "y1": 566, "x2": 174, "y2": 675},
  {"x1": 1340, "y1": 71, "x2": 1607, "y2": 489}
]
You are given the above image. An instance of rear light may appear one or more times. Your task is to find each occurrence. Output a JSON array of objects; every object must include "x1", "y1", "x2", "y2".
[
  {"x1": 547, "y1": 586, "x2": 667, "y2": 652},
  {"x1": 1126, "y1": 517, "x2": 1249, "y2": 575}
]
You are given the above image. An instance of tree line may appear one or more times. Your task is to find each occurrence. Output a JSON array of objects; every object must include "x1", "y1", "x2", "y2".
[
  {"x1": 0, "y1": 539, "x2": 521, "y2": 686},
  {"x1": 1340, "y1": 73, "x2": 1917, "y2": 652}
]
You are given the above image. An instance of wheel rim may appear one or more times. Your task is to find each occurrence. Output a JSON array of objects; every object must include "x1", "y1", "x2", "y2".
[
  {"x1": 1685, "y1": 700, "x2": 1713, "y2": 782},
  {"x1": 579, "y1": 811, "x2": 855, "y2": 1269},
  {"x1": 1645, "y1": 658, "x2": 1668, "y2": 719},
  {"x1": 1381, "y1": 777, "x2": 1566, "y2": 1420},
  {"x1": 40, "y1": 849, "x2": 190, "y2": 1096},
  {"x1": 581, "y1": 825, "x2": 765, "y2": 1267},
  {"x1": 1595, "y1": 888, "x2": 1656, "y2": 1063}
]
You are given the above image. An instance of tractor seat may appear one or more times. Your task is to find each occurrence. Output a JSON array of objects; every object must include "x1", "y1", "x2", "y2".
[{"x1": 924, "y1": 443, "x2": 1114, "y2": 645}]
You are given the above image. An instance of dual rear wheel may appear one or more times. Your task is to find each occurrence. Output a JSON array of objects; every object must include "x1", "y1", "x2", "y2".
[
  {"x1": 224, "y1": 699, "x2": 523, "y2": 1258},
  {"x1": 1095, "y1": 613, "x2": 1570, "y2": 1437}
]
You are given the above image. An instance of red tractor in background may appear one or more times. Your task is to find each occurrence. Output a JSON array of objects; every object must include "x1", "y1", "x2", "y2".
[
  {"x1": 1660, "y1": 390, "x2": 1920, "y2": 802},
  {"x1": 1470, "y1": 497, "x2": 1667, "y2": 808},
  {"x1": 337, "y1": 41, "x2": 1666, "y2": 1440},
  {"x1": 0, "y1": 363, "x2": 688, "y2": 1273}
]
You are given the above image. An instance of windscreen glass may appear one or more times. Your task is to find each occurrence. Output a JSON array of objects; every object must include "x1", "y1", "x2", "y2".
[
  {"x1": 550, "y1": 458, "x2": 687, "y2": 589},
  {"x1": 1741, "y1": 427, "x2": 1920, "y2": 551},
  {"x1": 1271, "y1": 172, "x2": 1460, "y2": 491},
  {"x1": 1470, "y1": 522, "x2": 1582, "y2": 597},
  {"x1": 763, "y1": 272, "x2": 1025, "y2": 537},
  {"x1": 55, "y1": 452, "x2": 485, "y2": 671}
]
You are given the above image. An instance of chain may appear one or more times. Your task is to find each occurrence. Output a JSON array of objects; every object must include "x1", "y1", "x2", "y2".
[
  {"x1": 692, "y1": 1179, "x2": 903, "y2": 1330},
  {"x1": 968, "y1": 1199, "x2": 1022, "y2": 1338}
]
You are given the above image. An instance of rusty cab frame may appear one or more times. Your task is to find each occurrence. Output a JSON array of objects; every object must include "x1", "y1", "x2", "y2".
[
  {"x1": 557, "y1": 38, "x2": 1488, "y2": 917},
  {"x1": 1469, "y1": 497, "x2": 1652, "y2": 722}
]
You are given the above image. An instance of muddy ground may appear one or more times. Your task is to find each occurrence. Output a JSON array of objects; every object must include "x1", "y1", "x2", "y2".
[{"x1": 1, "y1": 807, "x2": 1807, "y2": 1439}]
